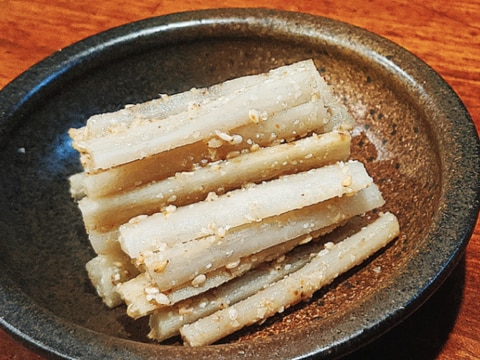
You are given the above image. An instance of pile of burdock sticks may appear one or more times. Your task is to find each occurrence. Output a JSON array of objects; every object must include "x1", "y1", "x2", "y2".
[{"x1": 68, "y1": 60, "x2": 399, "y2": 346}]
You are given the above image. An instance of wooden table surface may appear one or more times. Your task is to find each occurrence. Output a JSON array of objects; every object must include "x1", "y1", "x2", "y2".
[{"x1": 1, "y1": 1, "x2": 479, "y2": 359}]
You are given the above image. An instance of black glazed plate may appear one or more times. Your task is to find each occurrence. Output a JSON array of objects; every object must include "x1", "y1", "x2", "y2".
[{"x1": 1, "y1": 8, "x2": 479, "y2": 360}]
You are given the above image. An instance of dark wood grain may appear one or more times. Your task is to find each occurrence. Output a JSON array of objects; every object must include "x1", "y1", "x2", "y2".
[{"x1": 1, "y1": 1, "x2": 479, "y2": 359}]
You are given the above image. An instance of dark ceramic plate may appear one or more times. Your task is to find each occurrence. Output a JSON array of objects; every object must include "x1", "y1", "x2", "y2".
[{"x1": 1, "y1": 8, "x2": 479, "y2": 360}]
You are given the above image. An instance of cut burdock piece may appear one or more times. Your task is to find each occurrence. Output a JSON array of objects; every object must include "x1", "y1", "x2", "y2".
[
  {"x1": 118, "y1": 160, "x2": 373, "y2": 259},
  {"x1": 179, "y1": 212, "x2": 400, "y2": 346}
]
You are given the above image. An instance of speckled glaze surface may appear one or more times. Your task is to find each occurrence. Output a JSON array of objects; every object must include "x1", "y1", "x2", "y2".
[{"x1": 0, "y1": 8, "x2": 479, "y2": 360}]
